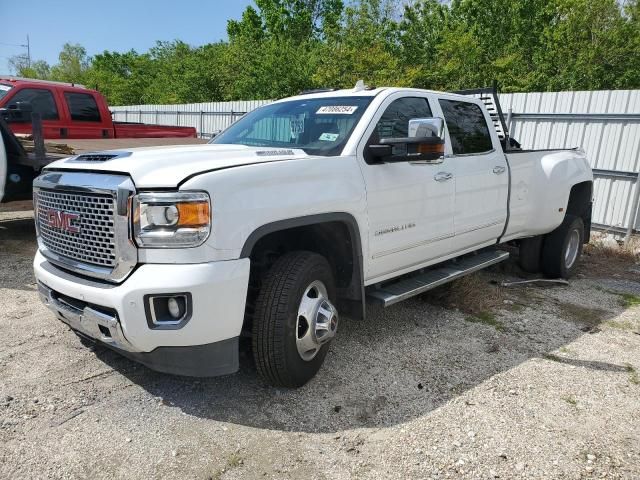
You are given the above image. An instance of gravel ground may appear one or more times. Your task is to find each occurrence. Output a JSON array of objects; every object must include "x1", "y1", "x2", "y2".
[{"x1": 1, "y1": 210, "x2": 639, "y2": 479}]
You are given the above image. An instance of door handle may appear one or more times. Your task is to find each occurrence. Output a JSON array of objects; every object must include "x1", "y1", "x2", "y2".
[
  {"x1": 434, "y1": 172, "x2": 453, "y2": 182},
  {"x1": 493, "y1": 166, "x2": 506, "y2": 175}
]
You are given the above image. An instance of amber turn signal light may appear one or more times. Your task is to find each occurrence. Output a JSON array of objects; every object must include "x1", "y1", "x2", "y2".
[{"x1": 176, "y1": 201, "x2": 210, "y2": 227}]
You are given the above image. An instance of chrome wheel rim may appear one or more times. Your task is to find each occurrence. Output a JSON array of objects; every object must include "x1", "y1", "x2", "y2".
[
  {"x1": 565, "y1": 229, "x2": 581, "y2": 269},
  {"x1": 296, "y1": 280, "x2": 338, "y2": 361}
]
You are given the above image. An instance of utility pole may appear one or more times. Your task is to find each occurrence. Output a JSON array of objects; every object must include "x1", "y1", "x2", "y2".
[{"x1": 26, "y1": 35, "x2": 30, "y2": 69}]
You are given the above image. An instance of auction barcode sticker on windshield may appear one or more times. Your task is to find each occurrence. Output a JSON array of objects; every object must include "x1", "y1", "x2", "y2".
[{"x1": 316, "y1": 106, "x2": 358, "y2": 115}]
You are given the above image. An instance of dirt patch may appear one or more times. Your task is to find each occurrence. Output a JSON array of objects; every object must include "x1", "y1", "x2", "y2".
[{"x1": 426, "y1": 271, "x2": 505, "y2": 315}]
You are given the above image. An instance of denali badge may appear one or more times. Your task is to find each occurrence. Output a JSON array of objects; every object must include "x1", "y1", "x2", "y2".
[
  {"x1": 375, "y1": 223, "x2": 416, "y2": 236},
  {"x1": 46, "y1": 209, "x2": 81, "y2": 234}
]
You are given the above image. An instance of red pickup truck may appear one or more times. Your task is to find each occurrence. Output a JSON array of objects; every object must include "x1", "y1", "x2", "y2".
[{"x1": 0, "y1": 77, "x2": 197, "y2": 139}]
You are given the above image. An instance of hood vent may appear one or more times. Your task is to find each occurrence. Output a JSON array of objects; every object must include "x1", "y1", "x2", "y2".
[{"x1": 69, "y1": 151, "x2": 132, "y2": 163}]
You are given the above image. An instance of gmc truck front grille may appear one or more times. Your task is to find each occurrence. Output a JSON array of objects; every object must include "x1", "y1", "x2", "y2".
[
  {"x1": 35, "y1": 189, "x2": 117, "y2": 267},
  {"x1": 33, "y1": 171, "x2": 137, "y2": 282}
]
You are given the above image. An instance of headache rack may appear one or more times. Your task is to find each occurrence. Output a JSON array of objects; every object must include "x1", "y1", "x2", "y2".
[{"x1": 454, "y1": 81, "x2": 520, "y2": 151}]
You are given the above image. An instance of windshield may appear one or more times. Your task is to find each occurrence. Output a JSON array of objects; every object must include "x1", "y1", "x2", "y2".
[
  {"x1": 0, "y1": 83, "x2": 13, "y2": 101},
  {"x1": 210, "y1": 97, "x2": 373, "y2": 156}
]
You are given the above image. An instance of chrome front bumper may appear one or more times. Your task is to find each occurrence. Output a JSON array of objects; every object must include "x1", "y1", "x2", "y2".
[{"x1": 37, "y1": 282, "x2": 139, "y2": 353}]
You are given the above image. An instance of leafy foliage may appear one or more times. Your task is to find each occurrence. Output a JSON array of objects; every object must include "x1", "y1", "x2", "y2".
[{"x1": 9, "y1": 0, "x2": 640, "y2": 104}]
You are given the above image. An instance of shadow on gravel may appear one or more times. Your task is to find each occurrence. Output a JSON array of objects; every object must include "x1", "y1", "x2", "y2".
[
  {"x1": 92, "y1": 260, "x2": 640, "y2": 434},
  {"x1": 0, "y1": 218, "x2": 38, "y2": 291},
  {"x1": 541, "y1": 355, "x2": 632, "y2": 372}
]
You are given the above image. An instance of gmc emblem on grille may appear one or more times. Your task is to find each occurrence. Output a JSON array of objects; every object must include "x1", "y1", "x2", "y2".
[{"x1": 46, "y1": 209, "x2": 81, "y2": 234}]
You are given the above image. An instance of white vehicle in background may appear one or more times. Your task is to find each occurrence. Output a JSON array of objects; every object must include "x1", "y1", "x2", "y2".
[
  {"x1": 0, "y1": 117, "x2": 39, "y2": 204},
  {"x1": 0, "y1": 110, "x2": 62, "y2": 204},
  {"x1": 32, "y1": 83, "x2": 593, "y2": 387}
]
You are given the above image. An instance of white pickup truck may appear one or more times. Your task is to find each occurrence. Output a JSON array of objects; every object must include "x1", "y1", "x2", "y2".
[{"x1": 32, "y1": 84, "x2": 593, "y2": 387}]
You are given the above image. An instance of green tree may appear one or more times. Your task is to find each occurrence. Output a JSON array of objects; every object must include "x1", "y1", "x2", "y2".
[
  {"x1": 84, "y1": 50, "x2": 156, "y2": 104},
  {"x1": 49, "y1": 43, "x2": 90, "y2": 84},
  {"x1": 397, "y1": 0, "x2": 450, "y2": 88},
  {"x1": 537, "y1": 0, "x2": 640, "y2": 90},
  {"x1": 8, "y1": 55, "x2": 51, "y2": 79},
  {"x1": 221, "y1": 0, "x2": 345, "y2": 99},
  {"x1": 314, "y1": 0, "x2": 404, "y2": 88}
]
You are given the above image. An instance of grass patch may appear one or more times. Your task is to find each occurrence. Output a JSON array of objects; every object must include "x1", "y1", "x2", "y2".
[
  {"x1": 558, "y1": 302, "x2": 607, "y2": 328},
  {"x1": 507, "y1": 303, "x2": 525, "y2": 313},
  {"x1": 464, "y1": 311, "x2": 505, "y2": 332},
  {"x1": 580, "y1": 234, "x2": 640, "y2": 279},
  {"x1": 616, "y1": 293, "x2": 640, "y2": 308},
  {"x1": 559, "y1": 346, "x2": 573, "y2": 354},
  {"x1": 211, "y1": 453, "x2": 244, "y2": 480},
  {"x1": 584, "y1": 233, "x2": 639, "y2": 260},
  {"x1": 604, "y1": 319, "x2": 636, "y2": 331},
  {"x1": 226, "y1": 454, "x2": 243, "y2": 468},
  {"x1": 562, "y1": 395, "x2": 578, "y2": 407},
  {"x1": 597, "y1": 289, "x2": 640, "y2": 309},
  {"x1": 625, "y1": 364, "x2": 639, "y2": 385}
]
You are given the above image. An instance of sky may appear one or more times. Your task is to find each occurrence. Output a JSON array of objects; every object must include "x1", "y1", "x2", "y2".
[{"x1": 0, "y1": 0, "x2": 253, "y2": 74}]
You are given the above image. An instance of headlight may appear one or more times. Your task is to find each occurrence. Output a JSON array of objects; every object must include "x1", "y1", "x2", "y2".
[{"x1": 133, "y1": 192, "x2": 211, "y2": 248}]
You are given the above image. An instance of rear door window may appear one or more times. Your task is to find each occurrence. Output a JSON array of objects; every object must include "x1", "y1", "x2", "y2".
[
  {"x1": 7, "y1": 88, "x2": 59, "y2": 120},
  {"x1": 64, "y1": 92, "x2": 101, "y2": 122},
  {"x1": 439, "y1": 99, "x2": 493, "y2": 154}
]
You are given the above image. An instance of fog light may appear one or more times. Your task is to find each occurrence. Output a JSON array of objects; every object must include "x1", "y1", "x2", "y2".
[
  {"x1": 144, "y1": 293, "x2": 192, "y2": 329},
  {"x1": 167, "y1": 297, "x2": 181, "y2": 318}
]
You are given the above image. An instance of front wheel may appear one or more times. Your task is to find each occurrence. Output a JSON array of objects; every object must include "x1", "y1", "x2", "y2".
[
  {"x1": 541, "y1": 215, "x2": 584, "y2": 279},
  {"x1": 252, "y1": 251, "x2": 338, "y2": 388}
]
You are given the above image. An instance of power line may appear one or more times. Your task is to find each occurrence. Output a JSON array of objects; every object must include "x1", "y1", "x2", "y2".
[
  {"x1": 0, "y1": 42, "x2": 28, "y2": 48},
  {"x1": 0, "y1": 36, "x2": 30, "y2": 69}
]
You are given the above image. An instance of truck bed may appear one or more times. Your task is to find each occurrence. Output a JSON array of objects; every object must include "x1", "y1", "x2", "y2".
[
  {"x1": 502, "y1": 147, "x2": 591, "y2": 242},
  {"x1": 63, "y1": 137, "x2": 208, "y2": 153},
  {"x1": 113, "y1": 122, "x2": 197, "y2": 139}
]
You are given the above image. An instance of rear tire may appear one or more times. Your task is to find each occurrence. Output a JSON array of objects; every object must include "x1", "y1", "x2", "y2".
[
  {"x1": 518, "y1": 236, "x2": 543, "y2": 273},
  {"x1": 541, "y1": 215, "x2": 584, "y2": 279},
  {"x1": 252, "y1": 251, "x2": 338, "y2": 388}
]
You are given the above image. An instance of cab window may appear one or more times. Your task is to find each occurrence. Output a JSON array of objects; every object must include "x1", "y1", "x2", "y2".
[
  {"x1": 64, "y1": 92, "x2": 101, "y2": 122},
  {"x1": 439, "y1": 100, "x2": 493, "y2": 154},
  {"x1": 370, "y1": 97, "x2": 433, "y2": 143},
  {"x1": 8, "y1": 88, "x2": 59, "y2": 120}
]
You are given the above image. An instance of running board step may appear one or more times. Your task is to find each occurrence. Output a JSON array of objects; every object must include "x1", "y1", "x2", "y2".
[{"x1": 367, "y1": 250, "x2": 510, "y2": 307}]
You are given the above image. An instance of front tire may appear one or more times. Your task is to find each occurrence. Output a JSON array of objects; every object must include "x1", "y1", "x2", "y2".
[
  {"x1": 541, "y1": 215, "x2": 584, "y2": 279},
  {"x1": 252, "y1": 251, "x2": 338, "y2": 388}
]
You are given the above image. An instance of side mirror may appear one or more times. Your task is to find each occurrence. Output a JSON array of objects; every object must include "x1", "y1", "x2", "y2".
[
  {"x1": 2, "y1": 101, "x2": 33, "y2": 123},
  {"x1": 409, "y1": 117, "x2": 445, "y2": 139},
  {"x1": 368, "y1": 117, "x2": 446, "y2": 163}
]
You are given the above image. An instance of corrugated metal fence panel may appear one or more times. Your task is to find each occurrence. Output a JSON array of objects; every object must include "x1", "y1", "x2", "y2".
[
  {"x1": 110, "y1": 100, "x2": 272, "y2": 138},
  {"x1": 500, "y1": 90, "x2": 640, "y2": 232}
]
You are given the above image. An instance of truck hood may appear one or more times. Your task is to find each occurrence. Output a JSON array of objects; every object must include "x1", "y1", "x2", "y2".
[{"x1": 45, "y1": 144, "x2": 310, "y2": 188}]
